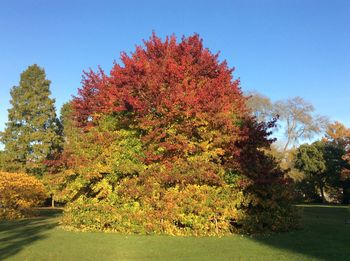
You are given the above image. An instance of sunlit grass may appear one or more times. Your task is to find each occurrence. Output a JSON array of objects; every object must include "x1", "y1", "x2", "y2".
[{"x1": 0, "y1": 205, "x2": 349, "y2": 260}]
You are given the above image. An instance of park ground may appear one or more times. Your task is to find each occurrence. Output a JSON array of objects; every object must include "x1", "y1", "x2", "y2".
[{"x1": 0, "y1": 205, "x2": 349, "y2": 261}]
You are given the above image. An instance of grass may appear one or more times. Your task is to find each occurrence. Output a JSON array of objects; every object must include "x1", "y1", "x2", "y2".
[{"x1": 0, "y1": 205, "x2": 349, "y2": 260}]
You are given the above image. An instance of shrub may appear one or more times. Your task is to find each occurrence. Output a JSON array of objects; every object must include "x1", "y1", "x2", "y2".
[
  {"x1": 62, "y1": 180, "x2": 300, "y2": 235},
  {"x1": 0, "y1": 172, "x2": 47, "y2": 220},
  {"x1": 62, "y1": 185, "x2": 246, "y2": 236},
  {"x1": 238, "y1": 183, "x2": 301, "y2": 233}
]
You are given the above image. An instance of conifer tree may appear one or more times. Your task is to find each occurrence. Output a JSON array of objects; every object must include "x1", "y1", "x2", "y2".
[{"x1": 1, "y1": 64, "x2": 62, "y2": 176}]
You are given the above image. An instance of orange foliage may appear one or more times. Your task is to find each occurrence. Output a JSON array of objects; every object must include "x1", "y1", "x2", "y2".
[
  {"x1": 0, "y1": 172, "x2": 47, "y2": 220},
  {"x1": 325, "y1": 121, "x2": 350, "y2": 148}
]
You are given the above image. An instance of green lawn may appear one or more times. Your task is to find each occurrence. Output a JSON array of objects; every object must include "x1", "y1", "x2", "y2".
[{"x1": 0, "y1": 205, "x2": 349, "y2": 261}]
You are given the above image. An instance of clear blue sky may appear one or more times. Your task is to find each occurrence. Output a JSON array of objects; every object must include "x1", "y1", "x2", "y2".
[{"x1": 1, "y1": 0, "x2": 349, "y2": 137}]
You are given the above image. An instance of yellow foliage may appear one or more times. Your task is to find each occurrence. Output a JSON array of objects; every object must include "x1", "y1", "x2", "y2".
[{"x1": 0, "y1": 172, "x2": 47, "y2": 220}]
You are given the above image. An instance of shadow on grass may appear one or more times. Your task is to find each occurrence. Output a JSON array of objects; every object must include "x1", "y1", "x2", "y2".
[
  {"x1": 0, "y1": 209, "x2": 61, "y2": 260},
  {"x1": 252, "y1": 205, "x2": 350, "y2": 261},
  {"x1": 0, "y1": 206, "x2": 349, "y2": 260}
]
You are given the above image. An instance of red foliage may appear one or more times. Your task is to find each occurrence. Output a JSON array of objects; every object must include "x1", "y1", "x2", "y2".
[
  {"x1": 73, "y1": 33, "x2": 249, "y2": 170},
  {"x1": 72, "y1": 33, "x2": 290, "y2": 189},
  {"x1": 75, "y1": 34, "x2": 246, "y2": 119}
]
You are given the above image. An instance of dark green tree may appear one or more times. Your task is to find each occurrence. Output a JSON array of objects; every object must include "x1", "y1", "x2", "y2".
[
  {"x1": 324, "y1": 122, "x2": 350, "y2": 204},
  {"x1": 294, "y1": 141, "x2": 327, "y2": 202},
  {"x1": 295, "y1": 140, "x2": 349, "y2": 203},
  {"x1": 322, "y1": 143, "x2": 350, "y2": 204},
  {"x1": 0, "y1": 64, "x2": 62, "y2": 176},
  {"x1": 59, "y1": 102, "x2": 75, "y2": 143},
  {"x1": 0, "y1": 150, "x2": 5, "y2": 171}
]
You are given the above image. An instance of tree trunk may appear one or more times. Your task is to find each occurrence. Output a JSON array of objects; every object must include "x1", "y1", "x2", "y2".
[
  {"x1": 319, "y1": 184, "x2": 326, "y2": 203},
  {"x1": 51, "y1": 195, "x2": 55, "y2": 208},
  {"x1": 342, "y1": 186, "x2": 350, "y2": 205},
  {"x1": 283, "y1": 136, "x2": 291, "y2": 153}
]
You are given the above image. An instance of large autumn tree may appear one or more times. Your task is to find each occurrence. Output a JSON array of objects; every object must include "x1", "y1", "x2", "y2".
[
  {"x1": 0, "y1": 64, "x2": 62, "y2": 176},
  {"x1": 60, "y1": 34, "x2": 299, "y2": 235},
  {"x1": 74, "y1": 34, "x2": 248, "y2": 182}
]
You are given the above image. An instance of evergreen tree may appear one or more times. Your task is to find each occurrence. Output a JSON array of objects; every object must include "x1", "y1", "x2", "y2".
[
  {"x1": 0, "y1": 150, "x2": 5, "y2": 171},
  {"x1": 60, "y1": 101, "x2": 74, "y2": 144},
  {"x1": 0, "y1": 64, "x2": 62, "y2": 176}
]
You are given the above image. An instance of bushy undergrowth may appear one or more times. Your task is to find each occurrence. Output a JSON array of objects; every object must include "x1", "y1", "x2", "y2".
[
  {"x1": 62, "y1": 182, "x2": 300, "y2": 236},
  {"x1": 62, "y1": 185, "x2": 239, "y2": 235},
  {"x1": 238, "y1": 184, "x2": 301, "y2": 233},
  {"x1": 0, "y1": 172, "x2": 47, "y2": 220}
]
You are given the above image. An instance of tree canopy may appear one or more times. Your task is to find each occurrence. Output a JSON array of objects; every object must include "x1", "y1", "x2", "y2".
[
  {"x1": 247, "y1": 93, "x2": 328, "y2": 152},
  {"x1": 0, "y1": 64, "x2": 62, "y2": 176},
  {"x1": 294, "y1": 140, "x2": 350, "y2": 203},
  {"x1": 56, "y1": 34, "x2": 299, "y2": 235}
]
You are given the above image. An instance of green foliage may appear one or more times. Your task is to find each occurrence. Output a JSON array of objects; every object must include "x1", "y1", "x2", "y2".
[
  {"x1": 60, "y1": 102, "x2": 75, "y2": 143},
  {"x1": 294, "y1": 141, "x2": 349, "y2": 203},
  {"x1": 294, "y1": 142, "x2": 327, "y2": 202},
  {"x1": 57, "y1": 116, "x2": 145, "y2": 202},
  {"x1": 0, "y1": 65, "x2": 62, "y2": 176},
  {"x1": 0, "y1": 151, "x2": 5, "y2": 171},
  {"x1": 295, "y1": 142, "x2": 326, "y2": 175}
]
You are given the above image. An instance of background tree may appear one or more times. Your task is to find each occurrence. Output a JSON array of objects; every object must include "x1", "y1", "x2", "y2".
[
  {"x1": 0, "y1": 64, "x2": 62, "y2": 176},
  {"x1": 343, "y1": 149, "x2": 350, "y2": 196},
  {"x1": 60, "y1": 102, "x2": 74, "y2": 143},
  {"x1": 294, "y1": 140, "x2": 349, "y2": 203},
  {"x1": 43, "y1": 101, "x2": 75, "y2": 207},
  {"x1": 247, "y1": 92, "x2": 328, "y2": 183},
  {"x1": 324, "y1": 121, "x2": 350, "y2": 203},
  {"x1": 294, "y1": 142, "x2": 327, "y2": 202},
  {"x1": 0, "y1": 151, "x2": 5, "y2": 171},
  {"x1": 267, "y1": 145, "x2": 304, "y2": 181},
  {"x1": 322, "y1": 142, "x2": 349, "y2": 203},
  {"x1": 275, "y1": 97, "x2": 328, "y2": 152},
  {"x1": 324, "y1": 121, "x2": 350, "y2": 149},
  {"x1": 246, "y1": 93, "x2": 327, "y2": 152},
  {"x1": 246, "y1": 91, "x2": 274, "y2": 123}
]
